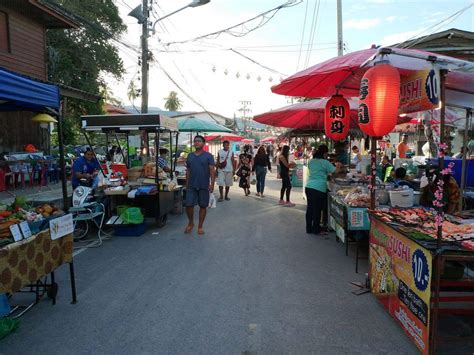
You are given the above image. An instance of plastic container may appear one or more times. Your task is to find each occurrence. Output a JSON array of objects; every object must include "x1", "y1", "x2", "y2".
[
  {"x1": 120, "y1": 207, "x2": 144, "y2": 224},
  {"x1": 0, "y1": 294, "x2": 11, "y2": 318},
  {"x1": 113, "y1": 222, "x2": 147, "y2": 237},
  {"x1": 413, "y1": 191, "x2": 421, "y2": 205},
  {"x1": 389, "y1": 189, "x2": 414, "y2": 207}
]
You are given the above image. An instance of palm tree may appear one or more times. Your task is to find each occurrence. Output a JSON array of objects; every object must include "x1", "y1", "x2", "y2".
[{"x1": 164, "y1": 91, "x2": 183, "y2": 111}]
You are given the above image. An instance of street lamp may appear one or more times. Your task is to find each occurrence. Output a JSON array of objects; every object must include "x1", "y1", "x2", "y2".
[
  {"x1": 150, "y1": 0, "x2": 210, "y2": 34},
  {"x1": 128, "y1": 0, "x2": 211, "y2": 115}
]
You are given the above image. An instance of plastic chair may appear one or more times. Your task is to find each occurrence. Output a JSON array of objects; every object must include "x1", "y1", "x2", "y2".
[{"x1": 69, "y1": 202, "x2": 106, "y2": 248}]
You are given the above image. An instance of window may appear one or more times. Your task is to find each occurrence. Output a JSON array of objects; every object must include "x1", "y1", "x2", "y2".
[{"x1": 0, "y1": 11, "x2": 10, "y2": 53}]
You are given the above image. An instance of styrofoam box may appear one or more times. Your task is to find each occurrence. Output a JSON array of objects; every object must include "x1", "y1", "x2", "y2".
[{"x1": 389, "y1": 189, "x2": 414, "y2": 208}]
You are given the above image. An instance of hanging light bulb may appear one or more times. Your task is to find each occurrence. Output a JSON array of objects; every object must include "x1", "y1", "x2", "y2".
[
  {"x1": 246, "y1": 73, "x2": 250, "y2": 80},
  {"x1": 236, "y1": 72, "x2": 240, "y2": 79},
  {"x1": 257, "y1": 75, "x2": 261, "y2": 82},
  {"x1": 212, "y1": 65, "x2": 216, "y2": 73},
  {"x1": 224, "y1": 69, "x2": 228, "y2": 75},
  {"x1": 268, "y1": 76, "x2": 273, "y2": 82}
]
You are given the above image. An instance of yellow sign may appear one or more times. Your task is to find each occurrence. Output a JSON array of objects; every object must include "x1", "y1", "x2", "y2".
[
  {"x1": 399, "y1": 68, "x2": 440, "y2": 115},
  {"x1": 369, "y1": 218, "x2": 432, "y2": 354}
]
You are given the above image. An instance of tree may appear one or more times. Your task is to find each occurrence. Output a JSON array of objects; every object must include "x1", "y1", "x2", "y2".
[
  {"x1": 45, "y1": 0, "x2": 126, "y2": 144},
  {"x1": 164, "y1": 91, "x2": 183, "y2": 111}
]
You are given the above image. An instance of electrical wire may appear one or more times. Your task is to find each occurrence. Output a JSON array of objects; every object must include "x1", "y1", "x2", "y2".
[
  {"x1": 304, "y1": 0, "x2": 321, "y2": 68},
  {"x1": 296, "y1": 0, "x2": 310, "y2": 71},
  {"x1": 163, "y1": 0, "x2": 302, "y2": 46},
  {"x1": 396, "y1": 3, "x2": 474, "y2": 49}
]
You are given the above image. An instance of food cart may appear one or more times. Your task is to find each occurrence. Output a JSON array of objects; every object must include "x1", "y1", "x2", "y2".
[{"x1": 80, "y1": 113, "x2": 180, "y2": 228}]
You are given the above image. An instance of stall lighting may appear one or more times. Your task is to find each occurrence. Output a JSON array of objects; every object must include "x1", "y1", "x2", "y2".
[
  {"x1": 436, "y1": 100, "x2": 443, "y2": 110},
  {"x1": 142, "y1": 147, "x2": 147, "y2": 155},
  {"x1": 31, "y1": 113, "x2": 58, "y2": 124}
]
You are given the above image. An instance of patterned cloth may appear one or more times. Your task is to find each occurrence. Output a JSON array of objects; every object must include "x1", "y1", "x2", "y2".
[
  {"x1": 0, "y1": 230, "x2": 73, "y2": 293},
  {"x1": 156, "y1": 156, "x2": 167, "y2": 169}
]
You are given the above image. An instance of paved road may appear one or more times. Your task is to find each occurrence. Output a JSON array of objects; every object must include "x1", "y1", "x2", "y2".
[{"x1": 2, "y1": 172, "x2": 417, "y2": 354}]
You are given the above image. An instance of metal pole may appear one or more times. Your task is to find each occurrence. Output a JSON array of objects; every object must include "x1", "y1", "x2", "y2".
[
  {"x1": 58, "y1": 99, "x2": 69, "y2": 212},
  {"x1": 169, "y1": 130, "x2": 173, "y2": 175},
  {"x1": 460, "y1": 109, "x2": 471, "y2": 211},
  {"x1": 370, "y1": 136, "x2": 376, "y2": 210},
  {"x1": 174, "y1": 132, "x2": 179, "y2": 172},
  {"x1": 337, "y1": 0, "x2": 343, "y2": 56},
  {"x1": 126, "y1": 133, "x2": 130, "y2": 168},
  {"x1": 141, "y1": 0, "x2": 149, "y2": 114},
  {"x1": 81, "y1": 130, "x2": 106, "y2": 176}
]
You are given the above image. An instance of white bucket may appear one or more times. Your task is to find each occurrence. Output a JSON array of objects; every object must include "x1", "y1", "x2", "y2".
[{"x1": 389, "y1": 189, "x2": 414, "y2": 208}]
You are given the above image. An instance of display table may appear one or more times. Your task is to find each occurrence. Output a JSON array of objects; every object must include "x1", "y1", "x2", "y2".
[
  {"x1": 0, "y1": 229, "x2": 77, "y2": 314},
  {"x1": 368, "y1": 213, "x2": 474, "y2": 354}
]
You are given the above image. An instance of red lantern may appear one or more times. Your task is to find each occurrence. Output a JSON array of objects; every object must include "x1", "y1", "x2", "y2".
[
  {"x1": 324, "y1": 95, "x2": 350, "y2": 141},
  {"x1": 358, "y1": 63, "x2": 400, "y2": 137}
]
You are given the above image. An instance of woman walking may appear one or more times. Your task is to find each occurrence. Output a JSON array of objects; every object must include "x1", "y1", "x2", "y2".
[
  {"x1": 237, "y1": 145, "x2": 253, "y2": 196},
  {"x1": 305, "y1": 145, "x2": 342, "y2": 235},
  {"x1": 278, "y1": 145, "x2": 296, "y2": 207},
  {"x1": 252, "y1": 146, "x2": 272, "y2": 197}
]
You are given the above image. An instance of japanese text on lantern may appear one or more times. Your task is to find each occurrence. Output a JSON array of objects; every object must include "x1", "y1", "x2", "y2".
[{"x1": 330, "y1": 105, "x2": 345, "y2": 133}]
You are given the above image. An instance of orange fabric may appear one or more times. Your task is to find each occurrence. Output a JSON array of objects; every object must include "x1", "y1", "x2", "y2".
[
  {"x1": 0, "y1": 230, "x2": 73, "y2": 294},
  {"x1": 397, "y1": 142, "x2": 408, "y2": 158}
]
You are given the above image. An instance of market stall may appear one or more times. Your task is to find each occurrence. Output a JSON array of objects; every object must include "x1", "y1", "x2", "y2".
[
  {"x1": 81, "y1": 113, "x2": 180, "y2": 230},
  {"x1": 272, "y1": 46, "x2": 474, "y2": 353},
  {"x1": 0, "y1": 67, "x2": 77, "y2": 316}
]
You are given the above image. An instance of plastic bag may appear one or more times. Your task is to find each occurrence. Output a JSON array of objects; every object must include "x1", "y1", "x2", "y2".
[{"x1": 208, "y1": 193, "x2": 216, "y2": 208}]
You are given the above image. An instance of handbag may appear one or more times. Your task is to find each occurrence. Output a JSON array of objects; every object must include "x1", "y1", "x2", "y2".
[
  {"x1": 218, "y1": 150, "x2": 230, "y2": 169},
  {"x1": 236, "y1": 167, "x2": 242, "y2": 177}
]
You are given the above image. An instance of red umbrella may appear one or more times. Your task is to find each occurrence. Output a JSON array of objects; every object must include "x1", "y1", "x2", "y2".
[
  {"x1": 260, "y1": 136, "x2": 278, "y2": 143},
  {"x1": 407, "y1": 107, "x2": 459, "y2": 125},
  {"x1": 205, "y1": 132, "x2": 243, "y2": 142},
  {"x1": 272, "y1": 47, "x2": 474, "y2": 109},
  {"x1": 254, "y1": 98, "x2": 411, "y2": 130}
]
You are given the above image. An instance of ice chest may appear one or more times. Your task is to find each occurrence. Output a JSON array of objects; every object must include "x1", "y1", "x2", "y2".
[{"x1": 389, "y1": 189, "x2": 414, "y2": 207}]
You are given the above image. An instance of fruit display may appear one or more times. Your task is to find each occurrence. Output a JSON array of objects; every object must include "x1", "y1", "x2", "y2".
[
  {"x1": 371, "y1": 208, "x2": 474, "y2": 248},
  {"x1": 0, "y1": 199, "x2": 64, "y2": 246}
]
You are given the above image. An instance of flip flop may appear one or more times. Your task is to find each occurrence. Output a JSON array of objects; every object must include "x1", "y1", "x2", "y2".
[
  {"x1": 197, "y1": 228, "x2": 205, "y2": 235},
  {"x1": 184, "y1": 224, "x2": 194, "y2": 234}
]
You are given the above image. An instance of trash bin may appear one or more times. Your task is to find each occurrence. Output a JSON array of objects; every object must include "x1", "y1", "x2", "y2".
[{"x1": 172, "y1": 188, "x2": 183, "y2": 214}]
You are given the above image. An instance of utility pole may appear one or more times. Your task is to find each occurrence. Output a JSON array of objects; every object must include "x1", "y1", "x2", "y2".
[
  {"x1": 141, "y1": 0, "x2": 149, "y2": 114},
  {"x1": 239, "y1": 100, "x2": 252, "y2": 133},
  {"x1": 337, "y1": 0, "x2": 343, "y2": 56}
]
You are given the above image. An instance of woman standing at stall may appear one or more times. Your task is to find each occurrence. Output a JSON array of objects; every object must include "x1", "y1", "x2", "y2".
[
  {"x1": 252, "y1": 146, "x2": 272, "y2": 197},
  {"x1": 279, "y1": 145, "x2": 296, "y2": 207},
  {"x1": 237, "y1": 145, "x2": 253, "y2": 196},
  {"x1": 305, "y1": 145, "x2": 343, "y2": 235}
]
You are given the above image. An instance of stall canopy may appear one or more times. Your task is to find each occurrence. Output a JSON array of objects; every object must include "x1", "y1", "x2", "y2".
[
  {"x1": 177, "y1": 116, "x2": 232, "y2": 133},
  {"x1": 205, "y1": 133, "x2": 243, "y2": 142},
  {"x1": 260, "y1": 136, "x2": 278, "y2": 143},
  {"x1": 0, "y1": 67, "x2": 60, "y2": 111},
  {"x1": 81, "y1": 113, "x2": 178, "y2": 132},
  {"x1": 272, "y1": 47, "x2": 474, "y2": 109},
  {"x1": 254, "y1": 98, "x2": 411, "y2": 130}
]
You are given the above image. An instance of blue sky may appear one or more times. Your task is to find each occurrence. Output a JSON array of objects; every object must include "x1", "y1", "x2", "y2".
[{"x1": 110, "y1": 0, "x2": 473, "y2": 117}]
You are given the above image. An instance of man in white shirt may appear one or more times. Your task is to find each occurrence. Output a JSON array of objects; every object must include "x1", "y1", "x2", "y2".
[{"x1": 216, "y1": 141, "x2": 236, "y2": 201}]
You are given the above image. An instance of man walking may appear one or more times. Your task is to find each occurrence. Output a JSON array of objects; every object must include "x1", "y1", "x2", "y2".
[
  {"x1": 216, "y1": 140, "x2": 236, "y2": 202},
  {"x1": 185, "y1": 135, "x2": 216, "y2": 235}
]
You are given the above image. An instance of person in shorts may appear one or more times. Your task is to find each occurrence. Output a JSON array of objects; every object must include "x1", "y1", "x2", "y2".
[
  {"x1": 185, "y1": 135, "x2": 216, "y2": 235},
  {"x1": 216, "y1": 140, "x2": 236, "y2": 202}
]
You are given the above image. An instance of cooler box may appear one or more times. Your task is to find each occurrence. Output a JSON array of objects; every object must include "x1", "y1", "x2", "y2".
[
  {"x1": 389, "y1": 189, "x2": 414, "y2": 207},
  {"x1": 101, "y1": 163, "x2": 128, "y2": 178},
  {"x1": 113, "y1": 222, "x2": 147, "y2": 237}
]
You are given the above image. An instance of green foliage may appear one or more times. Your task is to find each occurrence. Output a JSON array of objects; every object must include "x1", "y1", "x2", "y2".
[
  {"x1": 45, "y1": 0, "x2": 127, "y2": 144},
  {"x1": 164, "y1": 91, "x2": 183, "y2": 111}
]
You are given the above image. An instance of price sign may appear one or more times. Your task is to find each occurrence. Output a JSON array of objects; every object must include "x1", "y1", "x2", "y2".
[
  {"x1": 19, "y1": 221, "x2": 32, "y2": 239},
  {"x1": 49, "y1": 214, "x2": 74, "y2": 240},
  {"x1": 412, "y1": 249, "x2": 430, "y2": 292},
  {"x1": 9, "y1": 224, "x2": 23, "y2": 242}
]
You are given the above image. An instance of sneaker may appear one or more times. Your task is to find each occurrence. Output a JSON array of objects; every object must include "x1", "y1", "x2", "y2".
[
  {"x1": 278, "y1": 199, "x2": 286, "y2": 205},
  {"x1": 284, "y1": 201, "x2": 296, "y2": 207},
  {"x1": 225, "y1": 197, "x2": 230, "y2": 201},
  {"x1": 256, "y1": 192, "x2": 260, "y2": 197},
  {"x1": 218, "y1": 197, "x2": 224, "y2": 202}
]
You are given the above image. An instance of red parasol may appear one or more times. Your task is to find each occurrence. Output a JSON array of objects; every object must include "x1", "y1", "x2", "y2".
[
  {"x1": 253, "y1": 98, "x2": 411, "y2": 130},
  {"x1": 205, "y1": 132, "x2": 243, "y2": 142},
  {"x1": 272, "y1": 47, "x2": 474, "y2": 109},
  {"x1": 260, "y1": 136, "x2": 278, "y2": 143}
]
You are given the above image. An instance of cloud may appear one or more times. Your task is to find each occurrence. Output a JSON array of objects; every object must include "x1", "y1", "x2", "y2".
[
  {"x1": 380, "y1": 29, "x2": 424, "y2": 46},
  {"x1": 344, "y1": 18, "x2": 381, "y2": 30},
  {"x1": 385, "y1": 16, "x2": 397, "y2": 23}
]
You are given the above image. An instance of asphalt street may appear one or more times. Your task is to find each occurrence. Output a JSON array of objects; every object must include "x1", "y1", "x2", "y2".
[{"x1": 1, "y1": 171, "x2": 418, "y2": 354}]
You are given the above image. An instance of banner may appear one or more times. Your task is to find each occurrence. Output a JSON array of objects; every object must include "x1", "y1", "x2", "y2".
[
  {"x1": 369, "y1": 218, "x2": 432, "y2": 354},
  {"x1": 399, "y1": 68, "x2": 440, "y2": 115}
]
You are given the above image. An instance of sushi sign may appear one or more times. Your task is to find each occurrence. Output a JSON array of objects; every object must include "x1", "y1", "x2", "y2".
[
  {"x1": 369, "y1": 217, "x2": 432, "y2": 354},
  {"x1": 399, "y1": 67, "x2": 440, "y2": 115}
]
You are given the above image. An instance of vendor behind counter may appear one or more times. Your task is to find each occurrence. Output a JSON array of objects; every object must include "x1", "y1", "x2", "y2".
[{"x1": 421, "y1": 168, "x2": 461, "y2": 214}]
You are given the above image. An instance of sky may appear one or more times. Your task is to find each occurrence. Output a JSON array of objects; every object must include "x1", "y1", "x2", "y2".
[{"x1": 106, "y1": 0, "x2": 474, "y2": 118}]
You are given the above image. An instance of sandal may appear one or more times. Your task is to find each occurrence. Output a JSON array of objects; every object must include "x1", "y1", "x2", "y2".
[
  {"x1": 197, "y1": 228, "x2": 205, "y2": 235},
  {"x1": 184, "y1": 224, "x2": 194, "y2": 234}
]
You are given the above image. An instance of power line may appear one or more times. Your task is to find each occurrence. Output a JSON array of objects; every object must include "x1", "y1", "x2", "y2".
[
  {"x1": 163, "y1": 0, "x2": 302, "y2": 46},
  {"x1": 304, "y1": 0, "x2": 321, "y2": 68},
  {"x1": 230, "y1": 49, "x2": 287, "y2": 76},
  {"x1": 296, "y1": 0, "x2": 310, "y2": 71}
]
